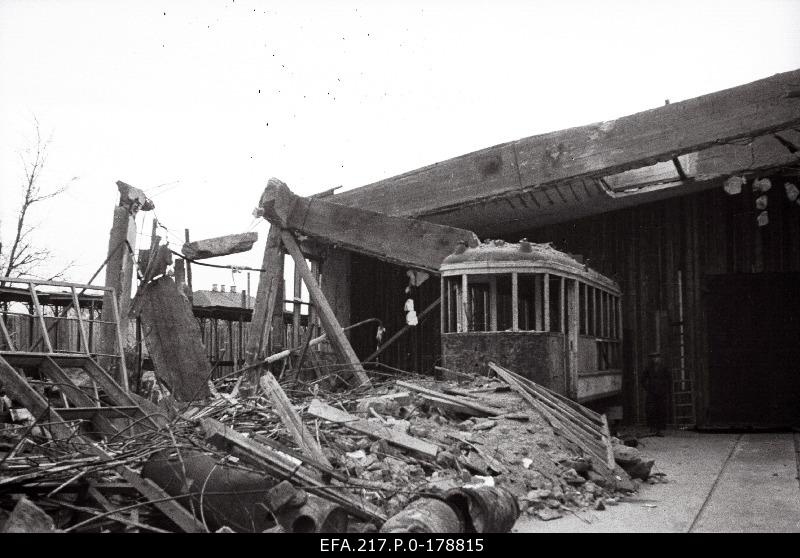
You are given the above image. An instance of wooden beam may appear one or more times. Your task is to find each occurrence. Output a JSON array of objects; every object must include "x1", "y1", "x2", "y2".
[
  {"x1": 181, "y1": 232, "x2": 258, "y2": 260},
  {"x1": 280, "y1": 230, "x2": 370, "y2": 387},
  {"x1": 307, "y1": 399, "x2": 439, "y2": 458},
  {"x1": 258, "y1": 178, "x2": 479, "y2": 272},
  {"x1": 489, "y1": 275, "x2": 498, "y2": 332},
  {"x1": 330, "y1": 69, "x2": 800, "y2": 217}
]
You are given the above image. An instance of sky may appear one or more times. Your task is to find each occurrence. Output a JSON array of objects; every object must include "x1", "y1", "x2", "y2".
[{"x1": 1, "y1": 0, "x2": 799, "y2": 295}]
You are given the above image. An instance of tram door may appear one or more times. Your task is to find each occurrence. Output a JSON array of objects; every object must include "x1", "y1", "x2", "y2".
[{"x1": 705, "y1": 273, "x2": 800, "y2": 427}]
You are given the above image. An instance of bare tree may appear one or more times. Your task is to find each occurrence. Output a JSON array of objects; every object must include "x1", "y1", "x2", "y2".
[{"x1": 0, "y1": 119, "x2": 76, "y2": 284}]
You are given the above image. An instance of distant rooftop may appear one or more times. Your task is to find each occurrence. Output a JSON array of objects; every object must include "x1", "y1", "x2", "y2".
[{"x1": 193, "y1": 289, "x2": 255, "y2": 309}]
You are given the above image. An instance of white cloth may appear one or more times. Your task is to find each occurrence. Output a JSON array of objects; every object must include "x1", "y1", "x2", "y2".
[
  {"x1": 403, "y1": 298, "x2": 415, "y2": 312},
  {"x1": 406, "y1": 310, "x2": 418, "y2": 326}
]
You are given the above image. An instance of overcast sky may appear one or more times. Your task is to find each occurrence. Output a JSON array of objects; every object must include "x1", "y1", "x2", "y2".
[{"x1": 1, "y1": 0, "x2": 799, "y2": 294}]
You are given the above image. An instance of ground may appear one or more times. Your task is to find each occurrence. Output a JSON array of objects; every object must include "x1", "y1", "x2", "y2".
[{"x1": 514, "y1": 431, "x2": 800, "y2": 533}]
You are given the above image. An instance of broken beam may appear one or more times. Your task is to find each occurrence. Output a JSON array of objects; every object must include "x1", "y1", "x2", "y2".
[
  {"x1": 259, "y1": 179, "x2": 479, "y2": 273},
  {"x1": 181, "y1": 232, "x2": 258, "y2": 260}
]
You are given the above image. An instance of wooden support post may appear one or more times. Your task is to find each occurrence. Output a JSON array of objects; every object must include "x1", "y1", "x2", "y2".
[
  {"x1": 511, "y1": 272, "x2": 519, "y2": 332},
  {"x1": 441, "y1": 276, "x2": 447, "y2": 334},
  {"x1": 281, "y1": 230, "x2": 370, "y2": 387},
  {"x1": 460, "y1": 274, "x2": 469, "y2": 332},
  {"x1": 489, "y1": 275, "x2": 498, "y2": 332},
  {"x1": 28, "y1": 283, "x2": 53, "y2": 353},
  {"x1": 566, "y1": 279, "x2": 579, "y2": 400},
  {"x1": 108, "y1": 291, "x2": 129, "y2": 391},
  {"x1": 184, "y1": 229, "x2": 193, "y2": 303},
  {"x1": 534, "y1": 274, "x2": 543, "y2": 331},
  {"x1": 583, "y1": 283, "x2": 589, "y2": 334},
  {"x1": 543, "y1": 273, "x2": 550, "y2": 331},
  {"x1": 593, "y1": 287, "x2": 599, "y2": 336},
  {"x1": 242, "y1": 226, "x2": 285, "y2": 370},
  {"x1": 70, "y1": 287, "x2": 91, "y2": 354},
  {"x1": 292, "y1": 263, "x2": 302, "y2": 347},
  {"x1": 559, "y1": 276, "x2": 565, "y2": 334}
]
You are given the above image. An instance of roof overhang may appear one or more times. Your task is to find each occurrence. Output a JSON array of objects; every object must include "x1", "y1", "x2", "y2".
[{"x1": 330, "y1": 69, "x2": 800, "y2": 235}]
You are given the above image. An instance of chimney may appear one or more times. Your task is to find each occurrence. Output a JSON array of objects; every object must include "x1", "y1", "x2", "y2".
[
  {"x1": 230, "y1": 285, "x2": 237, "y2": 294},
  {"x1": 220, "y1": 285, "x2": 226, "y2": 293},
  {"x1": 211, "y1": 284, "x2": 218, "y2": 292}
]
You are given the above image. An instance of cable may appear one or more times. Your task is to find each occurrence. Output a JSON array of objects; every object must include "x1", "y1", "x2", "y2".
[{"x1": 168, "y1": 249, "x2": 266, "y2": 273}]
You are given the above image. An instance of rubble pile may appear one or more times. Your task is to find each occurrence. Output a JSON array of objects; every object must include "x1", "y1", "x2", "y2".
[{"x1": 0, "y1": 366, "x2": 663, "y2": 533}]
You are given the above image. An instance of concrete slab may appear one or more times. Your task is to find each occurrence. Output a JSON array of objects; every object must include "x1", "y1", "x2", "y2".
[
  {"x1": 514, "y1": 431, "x2": 800, "y2": 533},
  {"x1": 692, "y1": 433, "x2": 800, "y2": 532}
]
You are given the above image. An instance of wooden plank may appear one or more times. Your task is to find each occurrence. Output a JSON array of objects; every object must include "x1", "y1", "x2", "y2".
[
  {"x1": 600, "y1": 414, "x2": 616, "y2": 470},
  {"x1": 420, "y1": 394, "x2": 487, "y2": 417},
  {"x1": 181, "y1": 232, "x2": 258, "y2": 260},
  {"x1": 330, "y1": 69, "x2": 800, "y2": 217},
  {"x1": 396, "y1": 380, "x2": 505, "y2": 416},
  {"x1": 259, "y1": 178, "x2": 479, "y2": 273},
  {"x1": 281, "y1": 230, "x2": 370, "y2": 387},
  {"x1": 307, "y1": 398, "x2": 439, "y2": 458},
  {"x1": 534, "y1": 274, "x2": 543, "y2": 331},
  {"x1": 137, "y1": 277, "x2": 211, "y2": 401}
]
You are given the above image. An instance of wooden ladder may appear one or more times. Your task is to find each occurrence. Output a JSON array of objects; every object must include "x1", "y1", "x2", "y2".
[{"x1": 672, "y1": 370, "x2": 696, "y2": 429}]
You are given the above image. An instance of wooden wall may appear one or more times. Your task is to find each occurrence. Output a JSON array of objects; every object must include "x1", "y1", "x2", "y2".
[{"x1": 519, "y1": 174, "x2": 800, "y2": 425}]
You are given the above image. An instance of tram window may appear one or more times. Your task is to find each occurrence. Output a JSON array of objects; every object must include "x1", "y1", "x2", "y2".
[
  {"x1": 467, "y1": 276, "x2": 490, "y2": 332},
  {"x1": 548, "y1": 276, "x2": 562, "y2": 333},
  {"x1": 518, "y1": 274, "x2": 538, "y2": 331},
  {"x1": 443, "y1": 276, "x2": 460, "y2": 333},
  {"x1": 496, "y1": 275, "x2": 513, "y2": 331}
]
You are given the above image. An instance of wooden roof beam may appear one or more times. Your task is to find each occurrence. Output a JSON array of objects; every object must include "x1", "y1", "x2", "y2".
[{"x1": 331, "y1": 69, "x2": 800, "y2": 217}]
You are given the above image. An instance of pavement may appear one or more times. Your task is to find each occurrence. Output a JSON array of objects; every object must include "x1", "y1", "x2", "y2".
[{"x1": 514, "y1": 431, "x2": 800, "y2": 533}]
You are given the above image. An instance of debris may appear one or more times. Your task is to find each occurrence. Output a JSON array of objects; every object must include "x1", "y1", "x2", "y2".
[{"x1": 307, "y1": 399, "x2": 440, "y2": 458}]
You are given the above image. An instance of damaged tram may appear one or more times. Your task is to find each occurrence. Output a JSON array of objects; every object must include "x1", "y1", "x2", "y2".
[{"x1": 440, "y1": 239, "x2": 622, "y2": 406}]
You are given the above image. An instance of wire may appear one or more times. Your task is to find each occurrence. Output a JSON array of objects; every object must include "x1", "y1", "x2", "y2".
[{"x1": 168, "y1": 249, "x2": 266, "y2": 273}]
